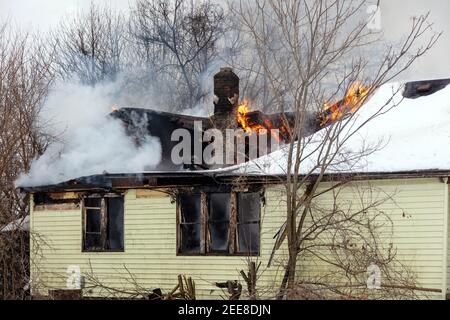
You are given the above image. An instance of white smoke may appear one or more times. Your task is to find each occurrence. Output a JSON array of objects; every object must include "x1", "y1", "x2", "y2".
[
  {"x1": 16, "y1": 80, "x2": 162, "y2": 187},
  {"x1": 180, "y1": 61, "x2": 222, "y2": 117}
]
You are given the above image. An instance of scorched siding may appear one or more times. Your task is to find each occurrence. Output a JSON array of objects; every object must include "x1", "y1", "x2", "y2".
[
  {"x1": 29, "y1": 178, "x2": 449, "y2": 299},
  {"x1": 30, "y1": 188, "x2": 288, "y2": 299}
]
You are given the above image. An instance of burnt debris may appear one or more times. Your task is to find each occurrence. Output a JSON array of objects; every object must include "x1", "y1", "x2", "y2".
[
  {"x1": 403, "y1": 78, "x2": 450, "y2": 99},
  {"x1": 109, "y1": 67, "x2": 302, "y2": 171},
  {"x1": 111, "y1": 108, "x2": 210, "y2": 171}
]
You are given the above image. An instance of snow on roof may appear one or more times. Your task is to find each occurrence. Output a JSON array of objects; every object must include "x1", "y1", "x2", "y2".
[
  {"x1": 222, "y1": 81, "x2": 450, "y2": 176},
  {"x1": 18, "y1": 80, "x2": 450, "y2": 191}
]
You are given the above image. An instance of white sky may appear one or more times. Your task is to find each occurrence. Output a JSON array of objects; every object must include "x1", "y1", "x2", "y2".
[
  {"x1": 0, "y1": 0, "x2": 449, "y2": 80},
  {"x1": 0, "y1": 0, "x2": 132, "y2": 32}
]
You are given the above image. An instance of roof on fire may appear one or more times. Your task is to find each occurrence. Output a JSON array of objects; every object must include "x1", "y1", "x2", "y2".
[
  {"x1": 19, "y1": 78, "x2": 450, "y2": 193},
  {"x1": 224, "y1": 80, "x2": 450, "y2": 176}
]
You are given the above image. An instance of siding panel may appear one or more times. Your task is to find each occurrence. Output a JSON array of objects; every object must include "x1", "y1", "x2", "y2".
[
  {"x1": 31, "y1": 178, "x2": 447, "y2": 299},
  {"x1": 295, "y1": 178, "x2": 446, "y2": 299},
  {"x1": 30, "y1": 188, "x2": 287, "y2": 299}
]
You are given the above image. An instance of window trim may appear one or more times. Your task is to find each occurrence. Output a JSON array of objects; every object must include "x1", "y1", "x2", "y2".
[
  {"x1": 82, "y1": 194, "x2": 125, "y2": 253},
  {"x1": 176, "y1": 191, "x2": 261, "y2": 257}
]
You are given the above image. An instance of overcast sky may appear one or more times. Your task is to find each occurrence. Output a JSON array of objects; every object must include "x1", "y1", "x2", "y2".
[{"x1": 1, "y1": 0, "x2": 449, "y2": 80}]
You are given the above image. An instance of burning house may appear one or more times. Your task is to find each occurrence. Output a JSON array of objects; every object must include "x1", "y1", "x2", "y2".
[
  {"x1": 108, "y1": 67, "x2": 299, "y2": 171},
  {"x1": 18, "y1": 68, "x2": 450, "y2": 299}
]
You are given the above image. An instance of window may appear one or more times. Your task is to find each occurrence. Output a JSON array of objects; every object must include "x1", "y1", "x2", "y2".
[
  {"x1": 83, "y1": 195, "x2": 124, "y2": 252},
  {"x1": 208, "y1": 193, "x2": 231, "y2": 252},
  {"x1": 84, "y1": 197, "x2": 102, "y2": 249},
  {"x1": 177, "y1": 191, "x2": 261, "y2": 255},
  {"x1": 179, "y1": 194, "x2": 202, "y2": 254},
  {"x1": 237, "y1": 193, "x2": 260, "y2": 254}
]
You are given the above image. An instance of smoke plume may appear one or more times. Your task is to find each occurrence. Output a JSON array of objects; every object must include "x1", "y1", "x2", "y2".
[{"x1": 16, "y1": 79, "x2": 162, "y2": 187}]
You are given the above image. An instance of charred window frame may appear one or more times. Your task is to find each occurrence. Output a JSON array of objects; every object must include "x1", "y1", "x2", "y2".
[
  {"x1": 177, "y1": 191, "x2": 261, "y2": 256},
  {"x1": 82, "y1": 194, "x2": 124, "y2": 252},
  {"x1": 178, "y1": 193, "x2": 203, "y2": 254}
]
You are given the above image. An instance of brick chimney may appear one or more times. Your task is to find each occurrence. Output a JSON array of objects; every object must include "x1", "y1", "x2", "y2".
[{"x1": 212, "y1": 67, "x2": 239, "y2": 128}]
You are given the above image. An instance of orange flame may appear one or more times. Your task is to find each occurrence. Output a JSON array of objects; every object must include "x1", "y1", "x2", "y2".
[
  {"x1": 236, "y1": 100, "x2": 285, "y2": 142},
  {"x1": 320, "y1": 82, "x2": 370, "y2": 125},
  {"x1": 235, "y1": 83, "x2": 369, "y2": 142},
  {"x1": 237, "y1": 100, "x2": 266, "y2": 133}
]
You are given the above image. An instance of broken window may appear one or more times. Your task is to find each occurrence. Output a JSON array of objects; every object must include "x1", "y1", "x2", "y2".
[
  {"x1": 177, "y1": 191, "x2": 260, "y2": 255},
  {"x1": 179, "y1": 194, "x2": 202, "y2": 254},
  {"x1": 107, "y1": 197, "x2": 124, "y2": 250},
  {"x1": 237, "y1": 193, "x2": 261, "y2": 254},
  {"x1": 83, "y1": 195, "x2": 124, "y2": 252},
  {"x1": 208, "y1": 193, "x2": 231, "y2": 252}
]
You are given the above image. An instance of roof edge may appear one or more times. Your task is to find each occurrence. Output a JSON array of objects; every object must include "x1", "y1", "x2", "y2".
[{"x1": 18, "y1": 169, "x2": 450, "y2": 193}]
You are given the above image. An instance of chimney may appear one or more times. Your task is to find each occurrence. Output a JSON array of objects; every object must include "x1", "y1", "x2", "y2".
[{"x1": 212, "y1": 67, "x2": 239, "y2": 128}]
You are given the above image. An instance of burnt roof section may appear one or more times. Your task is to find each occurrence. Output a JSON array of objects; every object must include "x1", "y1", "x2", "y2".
[
  {"x1": 19, "y1": 169, "x2": 450, "y2": 193},
  {"x1": 111, "y1": 108, "x2": 211, "y2": 131},
  {"x1": 20, "y1": 172, "x2": 223, "y2": 193},
  {"x1": 403, "y1": 78, "x2": 450, "y2": 99},
  {"x1": 18, "y1": 107, "x2": 300, "y2": 193},
  {"x1": 110, "y1": 107, "x2": 298, "y2": 170},
  {"x1": 111, "y1": 108, "x2": 211, "y2": 171},
  {"x1": 111, "y1": 107, "x2": 297, "y2": 137}
]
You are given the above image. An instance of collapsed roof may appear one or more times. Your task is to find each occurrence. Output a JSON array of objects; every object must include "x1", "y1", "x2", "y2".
[
  {"x1": 226, "y1": 80, "x2": 450, "y2": 176},
  {"x1": 110, "y1": 107, "x2": 298, "y2": 171},
  {"x1": 18, "y1": 76, "x2": 450, "y2": 193}
]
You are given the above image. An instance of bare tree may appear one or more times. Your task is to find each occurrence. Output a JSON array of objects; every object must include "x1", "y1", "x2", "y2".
[
  {"x1": 0, "y1": 24, "x2": 54, "y2": 299},
  {"x1": 279, "y1": 183, "x2": 429, "y2": 299},
  {"x1": 230, "y1": 0, "x2": 440, "y2": 298},
  {"x1": 129, "y1": 0, "x2": 226, "y2": 110},
  {"x1": 51, "y1": 3, "x2": 129, "y2": 85}
]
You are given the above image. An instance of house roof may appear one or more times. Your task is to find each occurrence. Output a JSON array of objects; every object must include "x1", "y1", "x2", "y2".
[
  {"x1": 18, "y1": 79, "x2": 450, "y2": 192},
  {"x1": 221, "y1": 81, "x2": 450, "y2": 176},
  {"x1": 110, "y1": 107, "x2": 297, "y2": 171}
]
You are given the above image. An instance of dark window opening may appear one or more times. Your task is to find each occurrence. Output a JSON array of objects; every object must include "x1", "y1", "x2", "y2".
[
  {"x1": 181, "y1": 224, "x2": 201, "y2": 253},
  {"x1": 83, "y1": 195, "x2": 124, "y2": 252},
  {"x1": 85, "y1": 208, "x2": 102, "y2": 249},
  {"x1": 208, "y1": 193, "x2": 231, "y2": 252},
  {"x1": 179, "y1": 194, "x2": 202, "y2": 254},
  {"x1": 177, "y1": 191, "x2": 261, "y2": 256},
  {"x1": 107, "y1": 197, "x2": 124, "y2": 250},
  {"x1": 237, "y1": 193, "x2": 261, "y2": 254}
]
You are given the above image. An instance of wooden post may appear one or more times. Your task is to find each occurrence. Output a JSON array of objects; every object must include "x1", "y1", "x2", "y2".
[
  {"x1": 81, "y1": 199, "x2": 86, "y2": 250},
  {"x1": 229, "y1": 192, "x2": 237, "y2": 254},
  {"x1": 100, "y1": 198, "x2": 107, "y2": 249},
  {"x1": 201, "y1": 193, "x2": 208, "y2": 254}
]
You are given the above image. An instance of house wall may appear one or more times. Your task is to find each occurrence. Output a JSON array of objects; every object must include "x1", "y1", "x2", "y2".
[
  {"x1": 30, "y1": 187, "x2": 288, "y2": 299},
  {"x1": 296, "y1": 178, "x2": 448, "y2": 299},
  {"x1": 446, "y1": 180, "x2": 450, "y2": 299},
  {"x1": 30, "y1": 177, "x2": 449, "y2": 299}
]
